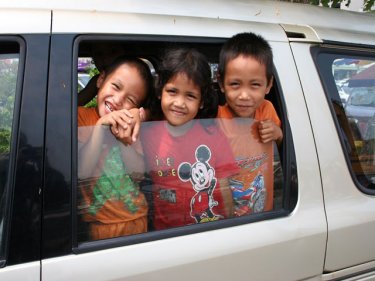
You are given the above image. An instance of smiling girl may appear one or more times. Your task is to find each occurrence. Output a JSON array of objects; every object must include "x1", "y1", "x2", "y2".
[{"x1": 141, "y1": 48, "x2": 238, "y2": 230}]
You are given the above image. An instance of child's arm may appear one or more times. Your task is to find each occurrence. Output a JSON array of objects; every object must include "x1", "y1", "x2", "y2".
[
  {"x1": 78, "y1": 110, "x2": 135, "y2": 179},
  {"x1": 78, "y1": 124, "x2": 110, "y2": 180},
  {"x1": 218, "y1": 178, "x2": 233, "y2": 218},
  {"x1": 258, "y1": 119, "x2": 283, "y2": 146},
  {"x1": 119, "y1": 141, "x2": 145, "y2": 182}
]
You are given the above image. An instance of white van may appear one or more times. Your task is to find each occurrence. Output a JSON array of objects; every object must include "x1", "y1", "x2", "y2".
[{"x1": 0, "y1": 1, "x2": 374, "y2": 280}]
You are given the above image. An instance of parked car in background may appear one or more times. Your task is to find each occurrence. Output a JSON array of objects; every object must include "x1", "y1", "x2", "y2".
[
  {"x1": 345, "y1": 87, "x2": 375, "y2": 140},
  {"x1": 337, "y1": 84, "x2": 350, "y2": 103}
]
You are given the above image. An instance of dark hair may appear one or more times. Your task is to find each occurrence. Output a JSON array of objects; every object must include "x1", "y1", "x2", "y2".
[
  {"x1": 104, "y1": 56, "x2": 154, "y2": 109},
  {"x1": 218, "y1": 32, "x2": 274, "y2": 84},
  {"x1": 151, "y1": 47, "x2": 218, "y2": 120}
]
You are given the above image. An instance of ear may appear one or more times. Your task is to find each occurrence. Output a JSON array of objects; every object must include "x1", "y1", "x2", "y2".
[
  {"x1": 96, "y1": 71, "x2": 106, "y2": 88},
  {"x1": 265, "y1": 76, "x2": 274, "y2": 95}
]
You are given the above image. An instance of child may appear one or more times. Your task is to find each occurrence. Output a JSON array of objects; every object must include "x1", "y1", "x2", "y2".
[
  {"x1": 217, "y1": 32, "x2": 283, "y2": 216},
  {"x1": 141, "y1": 48, "x2": 239, "y2": 230},
  {"x1": 78, "y1": 56, "x2": 154, "y2": 240}
]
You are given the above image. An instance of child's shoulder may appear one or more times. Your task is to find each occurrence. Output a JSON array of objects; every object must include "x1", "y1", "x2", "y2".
[
  {"x1": 255, "y1": 100, "x2": 281, "y2": 125},
  {"x1": 78, "y1": 106, "x2": 99, "y2": 126},
  {"x1": 259, "y1": 99, "x2": 275, "y2": 110}
]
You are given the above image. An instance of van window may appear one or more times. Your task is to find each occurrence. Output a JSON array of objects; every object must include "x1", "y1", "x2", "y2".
[
  {"x1": 0, "y1": 47, "x2": 19, "y2": 259},
  {"x1": 316, "y1": 50, "x2": 375, "y2": 192},
  {"x1": 75, "y1": 38, "x2": 291, "y2": 246}
]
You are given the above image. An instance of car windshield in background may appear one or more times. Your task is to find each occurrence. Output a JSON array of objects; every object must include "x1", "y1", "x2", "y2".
[{"x1": 349, "y1": 89, "x2": 374, "y2": 107}]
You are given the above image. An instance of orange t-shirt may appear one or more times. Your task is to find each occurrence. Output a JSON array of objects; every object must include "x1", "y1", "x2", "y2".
[
  {"x1": 77, "y1": 107, "x2": 148, "y2": 228},
  {"x1": 217, "y1": 101, "x2": 281, "y2": 215}
]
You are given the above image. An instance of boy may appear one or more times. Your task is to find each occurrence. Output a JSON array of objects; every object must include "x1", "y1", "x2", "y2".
[{"x1": 217, "y1": 32, "x2": 283, "y2": 216}]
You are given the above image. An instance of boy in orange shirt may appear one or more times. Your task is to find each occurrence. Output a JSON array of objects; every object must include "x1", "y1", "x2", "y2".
[{"x1": 217, "y1": 32, "x2": 283, "y2": 216}]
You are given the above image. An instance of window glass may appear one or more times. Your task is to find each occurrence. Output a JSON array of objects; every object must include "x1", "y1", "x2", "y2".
[
  {"x1": 320, "y1": 52, "x2": 375, "y2": 190},
  {"x1": 76, "y1": 40, "x2": 286, "y2": 243},
  {"x1": 77, "y1": 119, "x2": 283, "y2": 240},
  {"x1": 0, "y1": 51, "x2": 19, "y2": 257}
]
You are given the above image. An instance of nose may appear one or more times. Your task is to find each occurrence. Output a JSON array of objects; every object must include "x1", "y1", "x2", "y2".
[
  {"x1": 238, "y1": 89, "x2": 251, "y2": 100},
  {"x1": 113, "y1": 93, "x2": 124, "y2": 107},
  {"x1": 172, "y1": 95, "x2": 186, "y2": 108}
]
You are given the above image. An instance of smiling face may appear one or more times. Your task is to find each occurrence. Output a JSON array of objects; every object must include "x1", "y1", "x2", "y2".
[
  {"x1": 161, "y1": 72, "x2": 202, "y2": 127},
  {"x1": 96, "y1": 63, "x2": 146, "y2": 117},
  {"x1": 221, "y1": 55, "x2": 273, "y2": 118}
]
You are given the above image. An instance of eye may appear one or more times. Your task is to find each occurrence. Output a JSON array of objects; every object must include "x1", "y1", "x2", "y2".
[
  {"x1": 251, "y1": 82, "x2": 262, "y2": 88},
  {"x1": 111, "y1": 83, "x2": 120, "y2": 90},
  {"x1": 187, "y1": 93, "x2": 198, "y2": 100},
  {"x1": 127, "y1": 96, "x2": 138, "y2": 106},
  {"x1": 229, "y1": 81, "x2": 240, "y2": 89},
  {"x1": 164, "y1": 85, "x2": 177, "y2": 95}
]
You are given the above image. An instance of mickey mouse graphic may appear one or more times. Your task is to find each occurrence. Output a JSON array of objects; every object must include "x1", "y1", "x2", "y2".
[{"x1": 178, "y1": 144, "x2": 220, "y2": 223}]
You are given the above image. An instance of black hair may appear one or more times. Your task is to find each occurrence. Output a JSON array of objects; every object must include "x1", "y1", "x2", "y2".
[
  {"x1": 218, "y1": 32, "x2": 274, "y2": 84},
  {"x1": 104, "y1": 56, "x2": 154, "y2": 109},
  {"x1": 150, "y1": 47, "x2": 218, "y2": 120}
]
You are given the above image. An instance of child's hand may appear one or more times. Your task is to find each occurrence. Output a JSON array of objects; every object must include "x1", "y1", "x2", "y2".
[
  {"x1": 97, "y1": 109, "x2": 133, "y2": 133},
  {"x1": 258, "y1": 120, "x2": 283, "y2": 144},
  {"x1": 111, "y1": 108, "x2": 144, "y2": 145},
  {"x1": 117, "y1": 108, "x2": 145, "y2": 145}
]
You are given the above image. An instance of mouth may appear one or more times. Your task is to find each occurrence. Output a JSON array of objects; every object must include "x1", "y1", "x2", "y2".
[
  {"x1": 170, "y1": 108, "x2": 186, "y2": 116},
  {"x1": 236, "y1": 103, "x2": 253, "y2": 108},
  {"x1": 235, "y1": 104, "x2": 253, "y2": 110},
  {"x1": 105, "y1": 101, "x2": 115, "y2": 112}
]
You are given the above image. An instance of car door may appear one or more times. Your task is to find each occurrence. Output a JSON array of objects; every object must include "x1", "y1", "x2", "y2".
[
  {"x1": 290, "y1": 35, "x2": 375, "y2": 279},
  {"x1": 0, "y1": 8, "x2": 50, "y2": 281},
  {"x1": 40, "y1": 8, "x2": 328, "y2": 281}
]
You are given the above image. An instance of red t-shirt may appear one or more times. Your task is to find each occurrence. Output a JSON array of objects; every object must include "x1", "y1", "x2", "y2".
[{"x1": 141, "y1": 120, "x2": 239, "y2": 230}]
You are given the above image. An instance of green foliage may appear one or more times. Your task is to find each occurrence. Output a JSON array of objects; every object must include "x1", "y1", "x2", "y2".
[
  {"x1": 0, "y1": 129, "x2": 11, "y2": 153},
  {"x1": 83, "y1": 67, "x2": 99, "y2": 108},
  {"x1": 309, "y1": 0, "x2": 374, "y2": 11},
  {"x1": 0, "y1": 58, "x2": 18, "y2": 153},
  {"x1": 85, "y1": 96, "x2": 98, "y2": 108},
  {"x1": 364, "y1": 0, "x2": 375, "y2": 10},
  {"x1": 89, "y1": 67, "x2": 100, "y2": 77}
]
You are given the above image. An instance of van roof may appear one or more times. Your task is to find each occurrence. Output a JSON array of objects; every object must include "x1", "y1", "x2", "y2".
[{"x1": 1, "y1": 0, "x2": 374, "y2": 46}]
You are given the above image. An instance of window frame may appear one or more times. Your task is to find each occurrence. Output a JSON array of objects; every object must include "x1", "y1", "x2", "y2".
[
  {"x1": 0, "y1": 36, "x2": 25, "y2": 267},
  {"x1": 312, "y1": 45, "x2": 375, "y2": 195},
  {"x1": 72, "y1": 34, "x2": 298, "y2": 254}
]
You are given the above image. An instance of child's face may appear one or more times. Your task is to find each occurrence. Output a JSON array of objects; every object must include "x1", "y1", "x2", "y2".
[
  {"x1": 161, "y1": 72, "x2": 202, "y2": 127},
  {"x1": 221, "y1": 55, "x2": 273, "y2": 118},
  {"x1": 96, "y1": 64, "x2": 146, "y2": 117}
]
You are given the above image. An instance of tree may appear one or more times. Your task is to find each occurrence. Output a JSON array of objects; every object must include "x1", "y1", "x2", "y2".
[
  {"x1": 310, "y1": 0, "x2": 374, "y2": 11},
  {"x1": 279, "y1": 0, "x2": 375, "y2": 11}
]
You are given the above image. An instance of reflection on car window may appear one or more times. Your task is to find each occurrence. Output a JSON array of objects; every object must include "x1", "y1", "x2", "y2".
[
  {"x1": 332, "y1": 57, "x2": 375, "y2": 190},
  {"x1": 77, "y1": 119, "x2": 284, "y2": 242},
  {"x1": 0, "y1": 51, "x2": 19, "y2": 257}
]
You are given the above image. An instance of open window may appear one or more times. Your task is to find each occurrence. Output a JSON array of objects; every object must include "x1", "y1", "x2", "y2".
[{"x1": 73, "y1": 36, "x2": 296, "y2": 251}]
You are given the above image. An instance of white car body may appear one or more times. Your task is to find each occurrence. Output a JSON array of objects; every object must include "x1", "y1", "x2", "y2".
[{"x1": 0, "y1": 1, "x2": 374, "y2": 281}]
